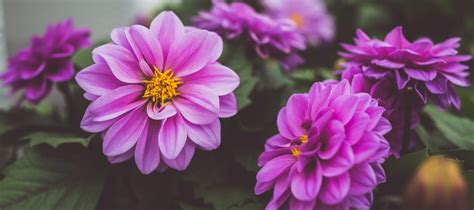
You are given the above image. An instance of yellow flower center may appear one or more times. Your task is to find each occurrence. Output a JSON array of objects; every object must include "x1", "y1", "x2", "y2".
[
  {"x1": 142, "y1": 67, "x2": 182, "y2": 105},
  {"x1": 291, "y1": 147, "x2": 301, "y2": 158},
  {"x1": 299, "y1": 135, "x2": 308, "y2": 144},
  {"x1": 290, "y1": 13, "x2": 304, "y2": 28},
  {"x1": 291, "y1": 135, "x2": 309, "y2": 158}
]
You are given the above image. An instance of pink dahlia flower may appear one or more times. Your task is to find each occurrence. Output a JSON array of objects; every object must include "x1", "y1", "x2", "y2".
[
  {"x1": 193, "y1": 0, "x2": 306, "y2": 71},
  {"x1": 255, "y1": 80, "x2": 391, "y2": 210},
  {"x1": 1, "y1": 18, "x2": 91, "y2": 104},
  {"x1": 76, "y1": 11, "x2": 240, "y2": 174},
  {"x1": 261, "y1": 0, "x2": 335, "y2": 46},
  {"x1": 340, "y1": 27, "x2": 471, "y2": 156}
]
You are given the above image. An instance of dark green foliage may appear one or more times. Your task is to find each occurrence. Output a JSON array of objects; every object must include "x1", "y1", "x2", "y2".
[{"x1": 1, "y1": 0, "x2": 474, "y2": 209}]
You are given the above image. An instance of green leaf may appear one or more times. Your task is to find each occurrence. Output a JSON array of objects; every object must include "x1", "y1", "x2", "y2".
[
  {"x1": 257, "y1": 61, "x2": 291, "y2": 90},
  {"x1": 0, "y1": 146, "x2": 106, "y2": 210},
  {"x1": 28, "y1": 132, "x2": 93, "y2": 148},
  {"x1": 199, "y1": 185, "x2": 257, "y2": 210},
  {"x1": 228, "y1": 52, "x2": 258, "y2": 110},
  {"x1": 425, "y1": 106, "x2": 474, "y2": 149}
]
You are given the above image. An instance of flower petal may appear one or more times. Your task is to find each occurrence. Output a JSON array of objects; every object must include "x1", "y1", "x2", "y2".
[
  {"x1": 108, "y1": 146, "x2": 135, "y2": 164},
  {"x1": 88, "y1": 85, "x2": 146, "y2": 122},
  {"x1": 185, "y1": 119, "x2": 221, "y2": 150},
  {"x1": 183, "y1": 63, "x2": 240, "y2": 96},
  {"x1": 166, "y1": 29, "x2": 223, "y2": 77},
  {"x1": 349, "y1": 163, "x2": 377, "y2": 195},
  {"x1": 76, "y1": 63, "x2": 124, "y2": 96},
  {"x1": 162, "y1": 141, "x2": 195, "y2": 171},
  {"x1": 135, "y1": 121, "x2": 161, "y2": 174},
  {"x1": 146, "y1": 103, "x2": 177, "y2": 120},
  {"x1": 126, "y1": 25, "x2": 164, "y2": 69},
  {"x1": 174, "y1": 84, "x2": 219, "y2": 125},
  {"x1": 150, "y1": 11, "x2": 185, "y2": 59},
  {"x1": 256, "y1": 154, "x2": 295, "y2": 182},
  {"x1": 291, "y1": 160, "x2": 322, "y2": 201},
  {"x1": 158, "y1": 114, "x2": 187, "y2": 159},
  {"x1": 319, "y1": 173, "x2": 351, "y2": 205},
  {"x1": 103, "y1": 107, "x2": 149, "y2": 156},
  {"x1": 218, "y1": 93, "x2": 237, "y2": 118},
  {"x1": 320, "y1": 141, "x2": 354, "y2": 177},
  {"x1": 93, "y1": 43, "x2": 143, "y2": 83}
]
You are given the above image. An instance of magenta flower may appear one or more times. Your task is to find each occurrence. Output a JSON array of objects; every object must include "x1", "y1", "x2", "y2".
[
  {"x1": 193, "y1": 0, "x2": 306, "y2": 71},
  {"x1": 75, "y1": 11, "x2": 240, "y2": 174},
  {"x1": 340, "y1": 27, "x2": 471, "y2": 156},
  {"x1": 1, "y1": 18, "x2": 91, "y2": 103},
  {"x1": 261, "y1": 0, "x2": 335, "y2": 46},
  {"x1": 255, "y1": 80, "x2": 391, "y2": 210}
]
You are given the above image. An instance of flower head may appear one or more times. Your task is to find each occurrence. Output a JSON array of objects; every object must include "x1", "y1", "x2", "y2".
[
  {"x1": 1, "y1": 18, "x2": 91, "y2": 103},
  {"x1": 340, "y1": 27, "x2": 471, "y2": 156},
  {"x1": 255, "y1": 80, "x2": 391, "y2": 210},
  {"x1": 261, "y1": 0, "x2": 335, "y2": 46},
  {"x1": 76, "y1": 11, "x2": 240, "y2": 174},
  {"x1": 193, "y1": 0, "x2": 306, "y2": 71}
]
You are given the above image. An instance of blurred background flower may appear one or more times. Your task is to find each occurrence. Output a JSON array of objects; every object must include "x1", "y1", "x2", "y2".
[{"x1": 403, "y1": 156, "x2": 469, "y2": 210}]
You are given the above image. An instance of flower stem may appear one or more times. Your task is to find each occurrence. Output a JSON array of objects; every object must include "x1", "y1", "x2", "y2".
[
  {"x1": 57, "y1": 83, "x2": 76, "y2": 126},
  {"x1": 401, "y1": 91, "x2": 412, "y2": 154}
]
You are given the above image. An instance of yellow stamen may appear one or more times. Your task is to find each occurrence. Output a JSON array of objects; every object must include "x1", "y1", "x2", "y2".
[
  {"x1": 142, "y1": 67, "x2": 182, "y2": 105},
  {"x1": 291, "y1": 147, "x2": 301, "y2": 158},
  {"x1": 290, "y1": 13, "x2": 304, "y2": 28},
  {"x1": 299, "y1": 135, "x2": 308, "y2": 144}
]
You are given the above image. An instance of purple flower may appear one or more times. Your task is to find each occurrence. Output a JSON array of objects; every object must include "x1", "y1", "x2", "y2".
[
  {"x1": 193, "y1": 0, "x2": 306, "y2": 71},
  {"x1": 255, "y1": 80, "x2": 391, "y2": 210},
  {"x1": 1, "y1": 18, "x2": 91, "y2": 104},
  {"x1": 340, "y1": 27, "x2": 471, "y2": 156},
  {"x1": 261, "y1": 0, "x2": 335, "y2": 46},
  {"x1": 75, "y1": 11, "x2": 240, "y2": 174}
]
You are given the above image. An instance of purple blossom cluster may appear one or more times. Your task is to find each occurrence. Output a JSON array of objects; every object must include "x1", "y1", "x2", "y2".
[
  {"x1": 256, "y1": 80, "x2": 390, "y2": 210},
  {"x1": 193, "y1": 0, "x2": 306, "y2": 71},
  {"x1": 340, "y1": 27, "x2": 471, "y2": 156},
  {"x1": 261, "y1": 0, "x2": 335, "y2": 46},
  {"x1": 76, "y1": 12, "x2": 239, "y2": 174},
  {"x1": 1, "y1": 19, "x2": 91, "y2": 103}
]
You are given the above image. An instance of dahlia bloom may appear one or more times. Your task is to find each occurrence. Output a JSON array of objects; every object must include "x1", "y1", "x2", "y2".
[
  {"x1": 1, "y1": 18, "x2": 91, "y2": 103},
  {"x1": 261, "y1": 0, "x2": 335, "y2": 46},
  {"x1": 340, "y1": 27, "x2": 471, "y2": 156},
  {"x1": 76, "y1": 11, "x2": 240, "y2": 174},
  {"x1": 193, "y1": 0, "x2": 306, "y2": 71},
  {"x1": 255, "y1": 80, "x2": 391, "y2": 210}
]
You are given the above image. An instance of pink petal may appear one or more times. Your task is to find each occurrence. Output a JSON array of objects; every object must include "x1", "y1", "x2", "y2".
[
  {"x1": 88, "y1": 85, "x2": 146, "y2": 122},
  {"x1": 25, "y1": 79, "x2": 51, "y2": 102},
  {"x1": 218, "y1": 93, "x2": 237, "y2": 118},
  {"x1": 108, "y1": 146, "x2": 135, "y2": 164},
  {"x1": 349, "y1": 164, "x2": 377, "y2": 195},
  {"x1": 162, "y1": 141, "x2": 195, "y2": 171},
  {"x1": 111, "y1": 27, "x2": 132, "y2": 52},
  {"x1": 185, "y1": 119, "x2": 221, "y2": 150},
  {"x1": 183, "y1": 63, "x2": 240, "y2": 96},
  {"x1": 166, "y1": 29, "x2": 223, "y2": 77},
  {"x1": 158, "y1": 114, "x2": 187, "y2": 159},
  {"x1": 103, "y1": 108, "x2": 149, "y2": 156},
  {"x1": 256, "y1": 154, "x2": 295, "y2": 182},
  {"x1": 289, "y1": 198, "x2": 316, "y2": 210},
  {"x1": 352, "y1": 132, "x2": 381, "y2": 164},
  {"x1": 126, "y1": 25, "x2": 164, "y2": 69},
  {"x1": 135, "y1": 121, "x2": 161, "y2": 174},
  {"x1": 93, "y1": 43, "x2": 143, "y2": 83},
  {"x1": 173, "y1": 84, "x2": 219, "y2": 125},
  {"x1": 346, "y1": 112, "x2": 370, "y2": 145},
  {"x1": 285, "y1": 94, "x2": 309, "y2": 136},
  {"x1": 291, "y1": 160, "x2": 322, "y2": 201},
  {"x1": 80, "y1": 107, "x2": 118, "y2": 133},
  {"x1": 405, "y1": 68, "x2": 437, "y2": 81},
  {"x1": 75, "y1": 63, "x2": 124, "y2": 96},
  {"x1": 384, "y1": 26, "x2": 410, "y2": 48},
  {"x1": 319, "y1": 173, "x2": 351, "y2": 205},
  {"x1": 150, "y1": 11, "x2": 185, "y2": 59},
  {"x1": 320, "y1": 142, "x2": 354, "y2": 177},
  {"x1": 146, "y1": 103, "x2": 177, "y2": 120}
]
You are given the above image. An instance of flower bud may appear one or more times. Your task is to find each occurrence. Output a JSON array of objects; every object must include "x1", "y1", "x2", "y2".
[{"x1": 404, "y1": 156, "x2": 469, "y2": 210}]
